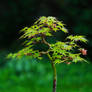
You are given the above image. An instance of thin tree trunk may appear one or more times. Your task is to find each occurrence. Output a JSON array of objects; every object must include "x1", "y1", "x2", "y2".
[
  {"x1": 53, "y1": 79, "x2": 57, "y2": 92},
  {"x1": 52, "y1": 62, "x2": 57, "y2": 92},
  {"x1": 47, "y1": 53, "x2": 57, "y2": 92}
]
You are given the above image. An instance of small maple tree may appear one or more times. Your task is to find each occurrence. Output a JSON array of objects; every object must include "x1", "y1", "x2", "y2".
[{"x1": 8, "y1": 16, "x2": 88, "y2": 92}]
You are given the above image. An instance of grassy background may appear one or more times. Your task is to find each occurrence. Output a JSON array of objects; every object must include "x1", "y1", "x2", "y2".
[{"x1": 0, "y1": 50, "x2": 92, "y2": 92}]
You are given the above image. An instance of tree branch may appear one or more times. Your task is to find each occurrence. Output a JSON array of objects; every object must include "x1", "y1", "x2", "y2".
[
  {"x1": 39, "y1": 51, "x2": 49, "y2": 55},
  {"x1": 41, "y1": 34, "x2": 50, "y2": 47}
]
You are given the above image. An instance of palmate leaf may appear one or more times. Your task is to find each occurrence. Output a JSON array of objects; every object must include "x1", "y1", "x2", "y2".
[
  {"x1": 49, "y1": 39, "x2": 88, "y2": 64},
  {"x1": 23, "y1": 36, "x2": 42, "y2": 46},
  {"x1": 46, "y1": 16, "x2": 57, "y2": 27},
  {"x1": 53, "y1": 51, "x2": 87, "y2": 64},
  {"x1": 45, "y1": 32, "x2": 53, "y2": 36},
  {"x1": 57, "y1": 21, "x2": 65, "y2": 28},
  {"x1": 37, "y1": 16, "x2": 47, "y2": 24},
  {"x1": 20, "y1": 28, "x2": 38, "y2": 39},
  {"x1": 61, "y1": 27, "x2": 68, "y2": 33},
  {"x1": 34, "y1": 16, "x2": 68, "y2": 33},
  {"x1": 54, "y1": 59, "x2": 61, "y2": 64},
  {"x1": 39, "y1": 28, "x2": 48, "y2": 33},
  {"x1": 68, "y1": 41, "x2": 78, "y2": 48},
  {"x1": 52, "y1": 52, "x2": 62, "y2": 59},
  {"x1": 52, "y1": 28, "x2": 59, "y2": 32},
  {"x1": 7, "y1": 46, "x2": 42, "y2": 60},
  {"x1": 20, "y1": 27, "x2": 28, "y2": 33},
  {"x1": 67, "y1": 35, "x2": 88, "y2": 43},
  {"x1": 25, "y1": 40, "x2": 33, "y2": 46},
  {"x1": 68, "y1": 53, "x2": 81, "y2": 58},
  {"x1": 72, "y1": 56, "x2": 87, "y2": 63},
  {"x1": 36, "y1": 37, "x2": 42, "y2": 41},
  {"x1": 50, "y1": 41, "x2": 73, "y2": 51},
  {"x1": 32, "y1": 25, "x2": 39, "y2": 30},
  {"x1": 7, "y1": 53, "x2": 17, "y2": 59}
]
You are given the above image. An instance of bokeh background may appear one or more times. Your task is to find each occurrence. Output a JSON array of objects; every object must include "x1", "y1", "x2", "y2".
[{"x1": 0, "y1": 0, "x2": 92, "y2": 92}]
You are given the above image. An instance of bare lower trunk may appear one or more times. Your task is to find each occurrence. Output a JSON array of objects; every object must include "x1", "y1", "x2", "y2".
[
  {"x1": 47, "y1": 53, "x2": 57, "y2": 92},
  {"x1": 53, "y1": 79, "x2": 57, "y2": 92},
  {"x1": 52, "y1": 62, "x2": 57, "y2": 92}
]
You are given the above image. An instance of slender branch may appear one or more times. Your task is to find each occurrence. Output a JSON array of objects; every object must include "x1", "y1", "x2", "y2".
[
  {"x1": 41, "y1": 34, "x2": 50, "y2": 47},
  {"x1": 47, "y1": 53, "x2": 53, "y2": 61},
  {"x1": 39, "y1": 51, "x2": 49, "y2": 55},
  {"x1": 24, "y1": 53, "x2": 32, "y2": 56},
  {"x1": 24, "y1": 51, "x2": 49, "y2": 56}
]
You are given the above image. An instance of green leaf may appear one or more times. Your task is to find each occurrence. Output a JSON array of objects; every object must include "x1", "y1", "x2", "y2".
[
  {"x1": 46, "y1": 32, "x2": 52, "y2": 36},
  {"x1": 54, "y1": 59, "x2": 61, "y2": 64},
  {"x1": 67, "y1": 35, "x2": 88, "y2": 43},
  {"x1": 61, "y1": 27, "x2": 68, "y2": 33}
]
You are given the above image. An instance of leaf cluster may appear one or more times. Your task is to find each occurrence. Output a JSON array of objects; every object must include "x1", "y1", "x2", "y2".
[{"x1": 7, "y1": 16, "x2": 88, "y2": 64}]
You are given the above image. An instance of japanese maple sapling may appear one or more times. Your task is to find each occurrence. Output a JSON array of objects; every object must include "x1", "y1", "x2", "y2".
[{"x1": 7, "y1": 16, "x2": 88, "y2": 92}]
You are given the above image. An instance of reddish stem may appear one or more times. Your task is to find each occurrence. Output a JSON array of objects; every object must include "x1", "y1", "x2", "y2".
[
  {"x1": 53, "y1": 79, "x2": 57, "y2": 92},
  {"x1": 52, "y1": 62, "x2": 57, "y2": 92}
]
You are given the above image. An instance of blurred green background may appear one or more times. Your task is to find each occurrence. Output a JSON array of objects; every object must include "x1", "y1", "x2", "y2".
[{"x1": 0, "y1": 0, "x2": 92, "y2": 92}]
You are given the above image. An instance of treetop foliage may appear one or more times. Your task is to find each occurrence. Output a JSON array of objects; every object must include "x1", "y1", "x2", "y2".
[{"x1": 7, "y1": 16, "x2": 88, "y2": 64}]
